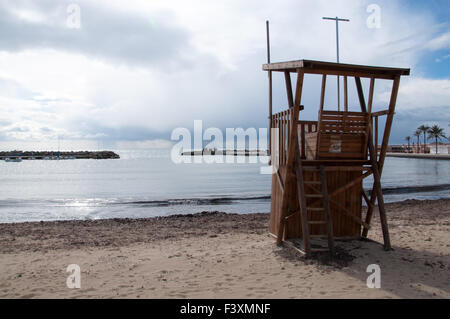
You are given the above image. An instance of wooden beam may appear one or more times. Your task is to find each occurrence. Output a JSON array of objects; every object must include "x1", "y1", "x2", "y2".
[
  {"x1": 320, "y1": 75, "x2": 327, "y2": 111},
  {"x1": 355, "y1": 77, "x2": 392, "y2": 250},
  {"x1": 284, "y1": 71, "x2": 294, "y2": 108},
  {"x1": 306, "y1": 169, "x2": 372, "y2": 209},
  {"x1": 276, "y1": 169, "x2": 285, "y2": 193},
  {"x1": 371, "y1": 110, "x2": 389, "y2": 117},
  {"x1": 329, "y1": 170, "x2": 372, "y2": 198},
  {"x1": 306, "y1": 183, "x2": 371, "y2": 230},
  {"x1": 262, "y1": 59, "x2": 410, "y2": 77},
  {"x1": 375, "y1": 116, "x2": 379, "y2": 156},
  {"x1": 362, "y1": 76, "x2": 401, "y2": 239},
  {"x1": 367, "y1": 78, "x2": 375, "y2": 114},
  {"x1": 276, "y1": 71, "x2": 304, "y2": 244},
  {"x1": 362, "y1": 190, "x2": 372, "y2": 208}
]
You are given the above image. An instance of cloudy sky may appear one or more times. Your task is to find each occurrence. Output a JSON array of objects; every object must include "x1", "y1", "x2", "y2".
[{"x1": 0, "y1": 0, "x2": 449, "y2": 150}]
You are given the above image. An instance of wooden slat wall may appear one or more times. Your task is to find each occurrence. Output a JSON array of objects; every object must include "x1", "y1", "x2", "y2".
[
  {"x1": 277, "y1": 170, "x2": 363, "y2": 239},
  {"x1": 270, "y1": 112, "x2": 364, "y2": 239}
]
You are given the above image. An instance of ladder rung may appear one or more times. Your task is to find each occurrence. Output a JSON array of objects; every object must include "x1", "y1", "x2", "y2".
[
  {"x1": 305, "y1": 194, "x2": 323, "y2": 198},
  {"x1": 307, "y1": 221, "x2": 327, "y2": 225},
  {"x1": 306, "y1": 207, "x2": 324, "y2": 212}
]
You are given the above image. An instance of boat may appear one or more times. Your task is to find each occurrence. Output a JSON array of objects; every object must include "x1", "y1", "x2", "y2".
[{"x1": 4, "y1": 157, "x2": 22, "y2": 162}]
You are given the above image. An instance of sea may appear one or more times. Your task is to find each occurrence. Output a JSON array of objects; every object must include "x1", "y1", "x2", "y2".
[{"x1": 0, "y1": 149, "x2": 449, "y2": 223}]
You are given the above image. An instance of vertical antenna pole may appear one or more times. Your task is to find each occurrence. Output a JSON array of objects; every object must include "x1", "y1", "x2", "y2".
[
  {"x1": 336, "y1": 17, "x2": 340, "y2": 111},
  {"x1": 323, "y1": 16, "x2": 350, "y2": 112},
  {"x1": 266, "y1": 20, "x2": 272, "y2": 155}
]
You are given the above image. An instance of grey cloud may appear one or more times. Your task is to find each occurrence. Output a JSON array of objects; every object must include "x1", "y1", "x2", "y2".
[
  {"x1": 0, "y1": 119, "x2": 12, "y2": 127},
  {"x1": 0, "y1": 0, "x2": 193, "y2": 68}
]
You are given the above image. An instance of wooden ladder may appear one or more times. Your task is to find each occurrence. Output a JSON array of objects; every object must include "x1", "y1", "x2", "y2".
[{"x1": 295, "y1": 158, "x2": 335, "y2": 257}]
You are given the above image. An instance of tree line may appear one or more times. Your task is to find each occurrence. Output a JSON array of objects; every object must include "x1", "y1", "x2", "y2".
[{"x1": 405, "y1": 124, "x2": 448, "y2": 154}]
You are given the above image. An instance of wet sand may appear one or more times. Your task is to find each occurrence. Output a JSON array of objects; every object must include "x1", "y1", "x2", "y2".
[{"x1": 0, "y1": 199, "x2": 449, "y2": 298}]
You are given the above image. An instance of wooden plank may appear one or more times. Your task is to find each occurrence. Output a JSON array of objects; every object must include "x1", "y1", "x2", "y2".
[
  {"x1": 320, "y1": 110, "x2": 367, "y2": 116},
  {"x1": 371, "y1": 109, "x2": 389, "y2": 117},
  {"x1": 355, "y1": 77, "x2": 392, "y2": 250},
  {"x1": 262, "y1": 59, "x2": 410, "y2": 77}
]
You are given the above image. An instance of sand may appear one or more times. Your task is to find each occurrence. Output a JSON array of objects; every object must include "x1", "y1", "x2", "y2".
[{"x1": 0, "y1": 199, "x2": 449, "y2": 299}]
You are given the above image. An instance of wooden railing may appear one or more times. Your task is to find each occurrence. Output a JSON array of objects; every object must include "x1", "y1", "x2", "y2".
[
  {"x1": 271, "y1": 108, "x2": 296, "y2": 167},
  {"x1": 298, "y1": 121, "x2": 318, "y2": 159}
]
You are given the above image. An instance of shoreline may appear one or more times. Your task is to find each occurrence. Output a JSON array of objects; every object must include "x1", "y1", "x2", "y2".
[
  {"x1": 1, "y1": 194, "x2": 450, "y2": 225},
  {"x1": 386, "y1": 152, "x2": 450, "y2": 160},
  {"x1": 0, "y1": 198, "x2": 448, "y2": 298}
]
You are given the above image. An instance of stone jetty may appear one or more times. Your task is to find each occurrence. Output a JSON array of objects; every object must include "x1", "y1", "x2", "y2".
[{"x1": 0, "y1": 150, "x2": 120, "y2": 160}]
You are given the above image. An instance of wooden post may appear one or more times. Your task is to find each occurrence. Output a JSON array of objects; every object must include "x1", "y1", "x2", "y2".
[
  {"x1": 276, "y1": 71, "x2": 304, "y2": 245},
  {"x1": 362, "y1": 76, "x2": 401, "y2": 239},
  {"x1": 285, "y1": 72, "x2": 294, "y2": 108},
  {"x1": 320, "y1": 75, "x2": 327, "y2": 111},
  {"x1": 266, "y1": 21, "x2": 272, "y2": 155},
  {"x1": 375, "y1": 116, "x2": 378, "y2": 156},
  {"x1": 355, "y1": 77, "x2": 392, "y2": 250},
  {"x1": 344, "y1": 76, "x2": 348, "y2": 112},
  {"x1": 368, "y1": 78, "x2": 375, "y2": 114}
]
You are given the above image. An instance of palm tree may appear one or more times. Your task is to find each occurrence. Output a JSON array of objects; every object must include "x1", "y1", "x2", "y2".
[
  {"x1": 413, "y1": 129, "x2": 421, "y2": 153},
  {"x1": 405, "y1": 136, "x2": 411, "y2": 152},
  {"x1": 418, "y1": 125, "x2": 430, "y2": 153},
  {"x1": 427, "y1": 125, "x2": 447, "y2": 154}
]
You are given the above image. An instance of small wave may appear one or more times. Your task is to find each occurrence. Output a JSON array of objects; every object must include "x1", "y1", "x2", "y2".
[
  {"x1": 379, "y1": 184, "x2": 450, "y2": 195},
  {"x1": 118, "y1": 195, "x2": 271, "y2": 207}
]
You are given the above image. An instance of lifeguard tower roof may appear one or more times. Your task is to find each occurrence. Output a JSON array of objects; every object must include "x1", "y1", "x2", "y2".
[{"x1": 263, "y1": 59, "x2": 410, "y2": 79}]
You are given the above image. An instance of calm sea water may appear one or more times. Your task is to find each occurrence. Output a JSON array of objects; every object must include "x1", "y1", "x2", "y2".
[{"x1": 0, "y1": 150, "x2": 449, "y2": 223}]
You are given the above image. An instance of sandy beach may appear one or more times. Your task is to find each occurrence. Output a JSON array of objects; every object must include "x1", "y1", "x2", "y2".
[{"x1": 0, "y1": 199, "x2": 449, "y2": 299}]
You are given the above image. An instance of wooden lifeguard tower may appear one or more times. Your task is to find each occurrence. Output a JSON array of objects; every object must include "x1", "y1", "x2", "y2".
[{"x1": 263, "y1": 60, "x2": 409, "y2": 256}]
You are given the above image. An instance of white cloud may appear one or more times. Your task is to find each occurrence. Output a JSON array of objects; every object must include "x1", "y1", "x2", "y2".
[
  {"x1": 425, "y1": 31, "x2": 450, "y2": 51},
  {"x1": 0, "y1": 0, "x2": 448, "y2": 148}
]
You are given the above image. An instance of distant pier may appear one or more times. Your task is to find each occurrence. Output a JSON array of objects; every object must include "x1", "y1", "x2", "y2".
[
  {"x1": 0, "y1": 150, "x2": 120, "y2": 160},
  {"x1": 181, "y1": 149, "x2": 269, "y2": 156},
  {"x1": 386, "y1": 153, "x2": 450, "y2": 160}
]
